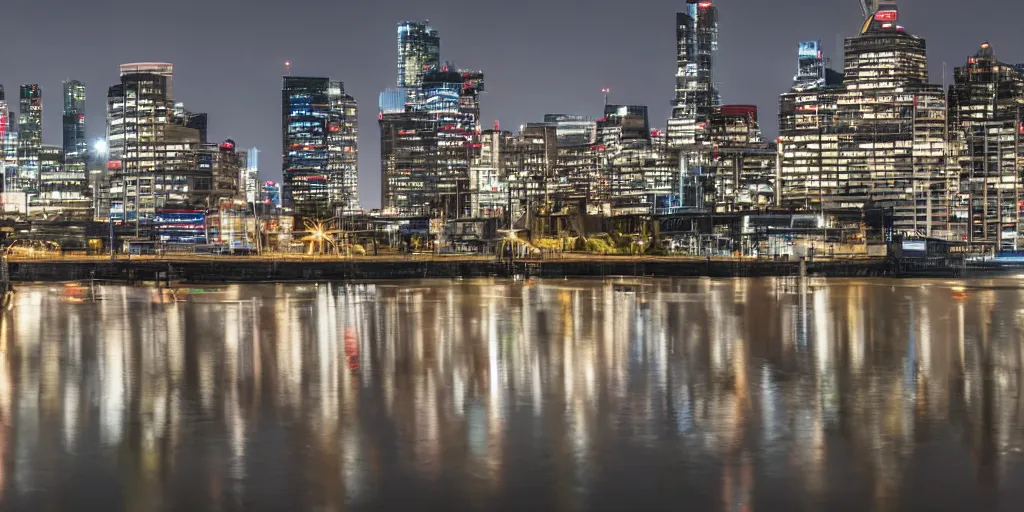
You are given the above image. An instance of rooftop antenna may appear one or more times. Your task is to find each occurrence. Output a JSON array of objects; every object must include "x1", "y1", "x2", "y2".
[
  {"x1": 602, "y1": 88, "x2": 611, "y2": 106},
  {"x1": 285, "y1": 61, "x2": 291, "y2": 76}
]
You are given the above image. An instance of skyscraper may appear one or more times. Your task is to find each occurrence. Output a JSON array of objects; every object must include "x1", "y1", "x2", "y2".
[
  {"x1": 17, "y1": 84, "x2": 42, "y2": 191},
  {"x1": 0, "y1": 85, "x2": 11, "y2": 191},
  {"x1": 947, "y1": 42, "x2": 1024, "y2": 247},
  {"x1": 778, "y1": 4, "x2": 947, "y2": 235},
  {"x1": 107, "y1": 64, "x2": 210, "y2": 223},
  {"x1": 791, "y1": 41, "x2": 841, "y2": 91},
  {"x1": 119, "y1": 62, "x2": 174, "y2": 98},
  {"x1": 62, "y1": 80, "x2": 87, "y2": 168},
  {"x1": 0, "y1": 85, "x2": 7, "y2": 146},
  {"x1": 329, "y1": 84, "x2": 360, "y2": 213},
  {"x1": 422, "y1": 67, "x2": 477, "y2": 216},
  {"x1": 380, "y1": 64, "x2": 483, "y2": 217},
  {"x1": 668, "y1": 0, "x2": 720, "y2": 149},
  {"x1": 379, "y1": 100, "x2": 434, "y2": 215},
  {"x1": 839, "y1": 4, "x2": 947, "y2": 235},
  {"x1": 778, "y1": 41, "x2": 843, "y2": 209},
  {"x1": 397, "y1": 21, "x2": 441, "y2": 88},
  {"x1": 244, "y1": 147, "x2": 260, "y2": 205},
  {"x1": 281, "y1": 76, "x2": 359, "y2": 218}
]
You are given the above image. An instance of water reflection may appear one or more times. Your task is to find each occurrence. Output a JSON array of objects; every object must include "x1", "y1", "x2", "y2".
[{"x1": 0, "y1": 278, "x2": 1023, "y2": 510}]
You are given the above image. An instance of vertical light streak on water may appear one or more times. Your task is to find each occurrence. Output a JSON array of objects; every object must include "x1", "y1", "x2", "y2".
[
  {"x1": 848, "y1": 285, "x2": 865, "y2": 374},
  {"x1": 316, "y1": 284, "x2": 339, "y2": 430},
  {"x1": 61, "y1": 308, "x2": 81, "y2": 452},
  {"x1": 99, "y1": 287, "x2": 127, "y2": 448},
  {"x1": 13, "y1": 290, "x2": 41, "y2": 494},
  {"x1": 223, "y1": 300, "x2": 247, "y2": 490}
]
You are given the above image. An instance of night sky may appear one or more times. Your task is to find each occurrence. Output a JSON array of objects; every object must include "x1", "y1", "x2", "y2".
[{"x1": 2, "y1": 0, "x2": 1020, "y2": 209}]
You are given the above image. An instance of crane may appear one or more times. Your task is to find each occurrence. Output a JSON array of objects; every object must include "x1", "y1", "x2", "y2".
[{"x1": 857, "y1": 0, "x2": 874, "y2": 19}]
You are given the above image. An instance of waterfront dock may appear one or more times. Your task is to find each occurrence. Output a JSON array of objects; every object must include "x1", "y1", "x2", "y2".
[{"x1": 3, "y1": 255, "x2": 896, "y2": 282}]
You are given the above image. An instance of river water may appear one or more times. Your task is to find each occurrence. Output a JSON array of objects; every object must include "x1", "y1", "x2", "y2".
[{"x1": 0, "y1": 278, "x2": 1023, "y2": 511}]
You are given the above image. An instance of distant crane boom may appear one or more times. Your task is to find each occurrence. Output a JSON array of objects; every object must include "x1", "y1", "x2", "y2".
[{"x1": 857, "y1": 0, "x2": 873, "y2": 19}]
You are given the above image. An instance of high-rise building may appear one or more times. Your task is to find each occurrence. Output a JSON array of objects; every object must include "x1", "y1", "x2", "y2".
[
  {"x1": 469, "y1": 129, "x2": 510, "y2": 219},
  {"x1": 120, "y1": 62, "x2": 174, "y2": 98},
  {"x1": 947, "y1": 42, "x2": 1024, "y2": 248},
  {"x1": 421, "y1": 67, "x2": 477, "y2": 217},
  {"x1": 329, "y1": 83, "x2": 359, "y2": 213},
  {"x1": 62, "y1": 80, "x2": 87, "y2": 163},
  {"x1": 380, "y1": 61, "x2": 483, "y2": 217},
  {"x1": 32, "y1": 143, "x2": 91, "y2": 219},
  {"x1": 778, "y1": 4, "x2": 947, "y2": 235},
  {"x1": 281, "y1": 76, "x2": 359, "y2": 218},
  {"x1": 609, "y1": 147, "x2": 678, "y2": 216},
  {"x1": 792, "y1": 41, "x2": 843, "y2": 91},
  {"x1": 379, "y1": 105, "x2": 434, "y2": 215},
  {"x1": 0, "y1": 85, "x2": 8, "y2": 152},
  {"x1": 107, "y1": 68, "x2": 174, "y2": 221},
  {"x1": 704, "y1": 105, "x2": 776, "y2": 211},
  {"x1": 668, "y1": 0, "x2": 720, "y2": 149},
  {"x1": 106, "y1": 63, "x2": 219, "y2": 223},
  {"x1": 244, "y1": 147, "x2": 260, "y2": 205},
  {"x1": 17, "y1": 84, "x2": 42, "y2": 192},
  {"x1": 0, "y1": 85, "x2": 12, "y2": 192},
  {"x1": 200, "y1": 139, "x2": 245, "y2": 205},
  {"x1": 60, "y1": 80, "x2": 90, "y2": 218},
  {"x1": 506, "y1": 123, "x2": 558, "y2": 222},
  {"x1": 778, "y1": 40, "x2": 843, "y2": 209},
  {"x1": 397, "y1": 21, "x2": 441, "y2": 88},
  {"x1": 838, "y1": 4, "x2": 947, "y2": 235}
]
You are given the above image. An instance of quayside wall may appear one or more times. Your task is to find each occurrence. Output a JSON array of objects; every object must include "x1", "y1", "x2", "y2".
[{"x1": 5, "y1": 259, "x2": 893, "y2": 283}]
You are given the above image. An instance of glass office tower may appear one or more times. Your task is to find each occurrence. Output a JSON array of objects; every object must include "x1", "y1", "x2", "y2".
[
  {"x1": 17, "y1": 84, "x2": 42, "y2": 191},
  {"x1": 397, "y1": 21, "x2": 440, "y2": 88},
  {"x1": 668, "y1": 0, "x2": 720, "y2": 149},
  {"x1": 281, "y1": 76, "x2": 359, "y2": 218}
]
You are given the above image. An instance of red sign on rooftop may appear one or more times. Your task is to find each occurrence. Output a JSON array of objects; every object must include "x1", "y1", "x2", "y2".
[{"x1": 874, "y1": 10, "x2": 898, "y2": 22}]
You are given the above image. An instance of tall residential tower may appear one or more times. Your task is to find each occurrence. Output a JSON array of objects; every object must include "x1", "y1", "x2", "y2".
[{"x1": 668, "y1": 0, "x2": 720, "y2": 149}]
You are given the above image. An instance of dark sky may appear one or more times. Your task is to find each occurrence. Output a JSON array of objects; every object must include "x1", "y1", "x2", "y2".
[{"x1": 2, "y1": 0, "x2": 1020, "y2": 209}]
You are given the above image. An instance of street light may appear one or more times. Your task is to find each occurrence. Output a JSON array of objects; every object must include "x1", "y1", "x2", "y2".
[{"x1": 92, "y1": 139, "x2": 108, "y2": 156}]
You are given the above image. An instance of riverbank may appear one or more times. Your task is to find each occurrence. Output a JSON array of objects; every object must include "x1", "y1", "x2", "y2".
[{"x1": 4, "y1": 257, "x2": 900, "y2": 282}]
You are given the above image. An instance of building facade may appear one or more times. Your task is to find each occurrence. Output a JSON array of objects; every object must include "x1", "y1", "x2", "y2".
[
  {"x1": 281, "y1": 76, "x2": 359, "y2": 218},
  {"x1": 0, "y1": 86, "x2": 13, "y2": 193},
  {"x1": 381, "y1": 23, "x2": 484, "y2": 218},
  {"x1": 947, "y1": 42, "x2": 1024, "y2": 248},
  {"x1": 668, "y1": 0, "x2": 720, "y2": 149},
  {"x1": 62, "y1": 80, "x2": 87, "y2": 166},
  {"x1": 778, "y1": 41, "x2": 843, "y2": 210},
  {"x1": 397, "y1": 21, "x2": 441, "y2": 88},
  {"x1": 17, "y1": 84, "x2": 42, "y2": 192},
  {"x1": 779, "y1": 5, "x2": 948, "y2": 236},
  {"x1": 107, "y1": 67, "x2": 182, "y2": 221}
]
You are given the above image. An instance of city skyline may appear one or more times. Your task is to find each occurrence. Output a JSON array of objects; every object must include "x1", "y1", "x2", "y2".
[{"x1": 2, "y1": 0, "x2": 1024, "y2": 209}]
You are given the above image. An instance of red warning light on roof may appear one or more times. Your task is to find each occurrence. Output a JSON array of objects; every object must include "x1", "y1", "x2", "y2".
[
  {"x1": 874, "y1": 10, "x2": 898, "y2": 22},
  {"x1": 697, "y1": 1, "x2": 712, "y2": 9}
]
